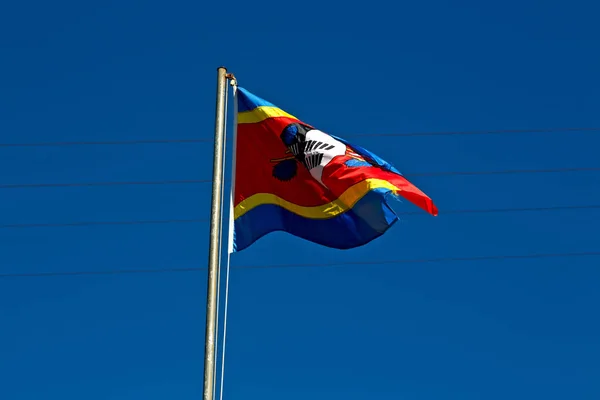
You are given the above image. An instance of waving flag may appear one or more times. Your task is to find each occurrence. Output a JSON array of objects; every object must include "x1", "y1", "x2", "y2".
[{"x1": 231, "y1": 87, "x2": 437, "y2": 252}]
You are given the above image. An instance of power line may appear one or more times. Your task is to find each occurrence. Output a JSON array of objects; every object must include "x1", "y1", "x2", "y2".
[
  {"x1": 346, "y1": 127, "x2": 600, "y2": 138},
  {"x1": 0, "y1": 218, "x2": 205, "y2": 229},
  {"x1": 408, "y1": 167, "x2": 600, "y2": 177},
  {"x1": 1, "y1": 127, "x2": 598, "y2": 148},
  {"x1": 411, "y1": 205, "x2": 600, "y2": 215},
  {"x1": 0, "y1": 179, "x2": 211, "y2": 190},
  {"x1": 1, "y1": 251, "x2": 598, "y2": 278},
  {"x1": 1, "y1": 167, "x2": 599, "y2": 190},
  {"x1": 238, "y1": 251, "x2": 600, "y2": 270},
  {"x1": 0, "y1": 138, "x2": 210, "y2": 148},
  {"x1": 1, "y1": 205, "x2": 598, "y2": 230}
]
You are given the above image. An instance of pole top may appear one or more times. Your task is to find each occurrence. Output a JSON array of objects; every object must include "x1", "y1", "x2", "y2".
[
  {"x1": 217, "y1": 66, "x2": 227, "y2": 71},
  {"x1": 226, "y1": 72, "x2": 237, "y2": 87}
]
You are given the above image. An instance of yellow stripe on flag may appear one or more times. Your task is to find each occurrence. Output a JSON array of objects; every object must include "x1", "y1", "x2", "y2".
[
  {"x1": 237, "y1": 106, "x2": 298, "y2": 124},
  {"x1": 234, "y1": 179, "x2": 400, "y2": 220}
]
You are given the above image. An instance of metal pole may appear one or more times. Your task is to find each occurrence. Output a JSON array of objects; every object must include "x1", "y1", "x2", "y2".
[{"x1": 203, "y1": 66, "x2": 228, "y2": 400}]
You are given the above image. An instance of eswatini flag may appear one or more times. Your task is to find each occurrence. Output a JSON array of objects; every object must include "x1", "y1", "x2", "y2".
[{"x1": 230, "y1": 87, "x2": 437, "y2": 252}]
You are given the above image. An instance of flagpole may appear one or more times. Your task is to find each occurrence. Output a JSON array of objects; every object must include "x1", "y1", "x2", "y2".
[{"x1": 203, "y1": 66, "x2": 228, "y2": 400}]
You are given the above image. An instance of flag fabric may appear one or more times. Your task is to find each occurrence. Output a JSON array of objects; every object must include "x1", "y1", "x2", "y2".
[{"x1": 231, "y1": 87, "x2": 437, "y2": 252}]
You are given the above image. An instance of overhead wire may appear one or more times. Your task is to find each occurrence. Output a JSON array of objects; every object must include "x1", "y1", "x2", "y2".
[
  {"x1": 0, "y1": 167, "x2": 598, "y2": 190},
  {"x1": 0, "y1": 138, "x2": 210, "y2": 148},
  {"x1": 0, "y1": 218, "x2": 205, "y2": 229},
  {"x1": 345, "y1": 127, "x2": 600, "y2": 138},
  {"x1": 0, "y1": 205, "x2": 598, "y2": 230},
  {"x1": 0, "y1": 128, "x2": 597, "y2": 282},
  {"x1": 0, "y1": 127, "x2": 598, "y2": 148},
  {"x1": 1, "y1": 251, "x2": 598, "y2": 279},
  {"x1": 2, "y1": 205, "x2": 599, "y2": 229},
  {"x1": 0, "y1": 179, "x2": 212, "y2": 189}
]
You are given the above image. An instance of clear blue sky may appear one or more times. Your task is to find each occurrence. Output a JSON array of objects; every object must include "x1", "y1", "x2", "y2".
[{"x1": 1, "y1": 1, "x2": 599, "y2": 399}]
